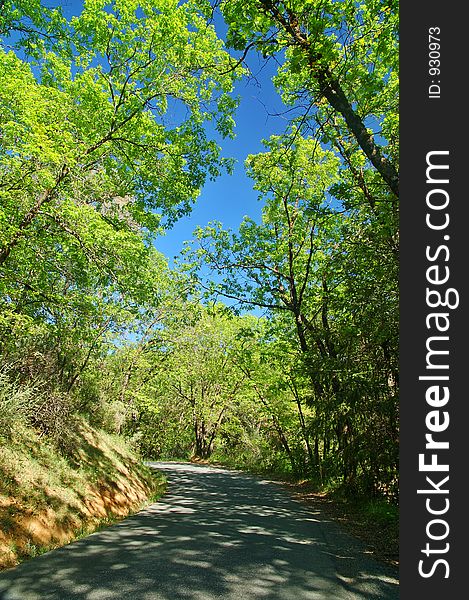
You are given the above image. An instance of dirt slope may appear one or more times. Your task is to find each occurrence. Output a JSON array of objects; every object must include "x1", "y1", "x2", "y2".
[{"x1": 0, "y1": 419, "x2": 164, "y2": 570}]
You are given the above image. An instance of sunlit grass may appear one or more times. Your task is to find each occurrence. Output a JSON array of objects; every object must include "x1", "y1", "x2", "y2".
[{"x1": 0, "y1": 415, "x2": 166, "y2": 570}]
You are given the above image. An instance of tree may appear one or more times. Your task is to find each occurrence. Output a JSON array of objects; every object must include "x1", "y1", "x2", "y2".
[
  {"x1": 1, "y1": 0, "x2": 240, "y2": 389},
  {"x1": 1, "y1": 0, "x2": 239, "y2": 260},
  {"x1": 220, "y1": 0, "x2": 398, "y2": 200},
  {"x1": 186, "y1": 132, "x2": 398, "y2": 497},
  {"x1": 187, "y1": 135, "x2": 341, "y2": 347},
  {"x1": 116, "y1": 303, "x2": 251, "y2": 460}
]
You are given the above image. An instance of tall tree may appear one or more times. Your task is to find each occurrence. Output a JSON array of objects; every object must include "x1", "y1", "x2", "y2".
[
  {"x1": 0, "y1": 0, "x2": 242, "y2": 412},
  {"x1": 186, "y1": 132, "x2": 398, "y2": 496},
  {"x1": 221, "y1": 0, "x2": 398, "y2": 200}
]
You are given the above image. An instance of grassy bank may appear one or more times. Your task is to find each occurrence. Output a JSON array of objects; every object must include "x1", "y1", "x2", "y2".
[{"x1": 0, "y1": 418, "x2": 165, "y2": 570}]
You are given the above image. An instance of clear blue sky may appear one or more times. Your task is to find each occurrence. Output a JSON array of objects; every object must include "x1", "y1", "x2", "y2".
[
  {"x1": 54, "y1": 1, "x2": 288, "y2": 264},
  {"x1": 157, "y1": 55, "x2": 287, "y2": 263},
  {"x1": 147, "y1": 14, "x2": 288, "y2": 263}
]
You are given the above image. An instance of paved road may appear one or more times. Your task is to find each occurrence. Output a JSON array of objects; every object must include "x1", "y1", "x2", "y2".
[{"x1": 0, "y1": 462, "x2": 398, "y2": 599}]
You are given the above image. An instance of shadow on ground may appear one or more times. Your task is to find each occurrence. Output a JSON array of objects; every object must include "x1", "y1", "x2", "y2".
[{"x1": 0, "y1": 462, "x2": 398, "y2": 600}]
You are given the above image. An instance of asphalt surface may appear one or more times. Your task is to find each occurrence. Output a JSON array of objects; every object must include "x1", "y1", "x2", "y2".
[{"x1": 0, "y1": 462, "x2": 399, "y2": 599}]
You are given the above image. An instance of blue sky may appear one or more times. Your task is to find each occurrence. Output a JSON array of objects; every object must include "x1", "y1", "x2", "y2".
[
  {"x1": 149, "y1": 16, "x2": 288, "y2": 263},
  {"x1": 53, "y1": 0, "x2": 288, "y2": 264},
  {"x1": 156, "y1": 55, "x2": 287, "y2": 263}
]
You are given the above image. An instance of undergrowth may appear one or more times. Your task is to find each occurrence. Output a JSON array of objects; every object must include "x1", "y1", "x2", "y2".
[{"x1": 0, "y1": 369, "x2": 166, "y2": 570}]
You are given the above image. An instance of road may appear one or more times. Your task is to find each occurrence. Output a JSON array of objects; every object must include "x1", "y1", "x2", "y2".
[{"x1": 0, "y1": 462, "x2": 398, "y2": 599}]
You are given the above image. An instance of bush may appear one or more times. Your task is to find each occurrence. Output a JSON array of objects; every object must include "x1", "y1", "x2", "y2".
[
  {"x1": 30, "y1": 390, "x2": 78, "y2": 452},
  {"x1": 0, "y1": 366, "x2": 37, "y2": 436},
  {"x1": 85, "y1": 398, "x2": 129, "y2": 434},
  {"x1": 0, "y1": 365, "x2": 78, "y2": 454}
]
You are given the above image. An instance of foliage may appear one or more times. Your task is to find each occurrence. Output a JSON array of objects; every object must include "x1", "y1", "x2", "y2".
[
  {"x1": 221, "y1": 0, "x2": 399, "y2": 199},
  {"x1": 1, "y1": 0, "x2": 398, "y2": 509},
  {"x1": 0, "y1": 366, "x2": 36, "y2": 434},
  {"x1": 0, "y1": 0, "x2": 240, "y2": 427},
  {"x1": 184, "y1": 129, "x2": 398, "y2": 499}
]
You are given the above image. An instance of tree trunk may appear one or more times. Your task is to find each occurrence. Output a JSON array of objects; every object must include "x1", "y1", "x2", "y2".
[{"x1": 258, "y1": 0, "x2": 398, "y2": 198}]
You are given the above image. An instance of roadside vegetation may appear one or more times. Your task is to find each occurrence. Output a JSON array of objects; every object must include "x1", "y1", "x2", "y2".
[{"x1": 0, "y1": 370, "x2": 165, "y2": 570}]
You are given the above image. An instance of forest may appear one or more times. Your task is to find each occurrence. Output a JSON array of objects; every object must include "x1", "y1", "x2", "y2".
[{"x1": 0, "y1": 0, "x2": 398, "y2": 520}]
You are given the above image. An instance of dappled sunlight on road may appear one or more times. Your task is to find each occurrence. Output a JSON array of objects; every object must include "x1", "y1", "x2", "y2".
[{"x1": 0, "y1": 462, "x2": 398, "y2": 600}]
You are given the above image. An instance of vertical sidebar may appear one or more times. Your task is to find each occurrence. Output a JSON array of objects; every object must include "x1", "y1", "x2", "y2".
[{"x1": 400, "y1": 1, "x2": 467, "y2": 597}]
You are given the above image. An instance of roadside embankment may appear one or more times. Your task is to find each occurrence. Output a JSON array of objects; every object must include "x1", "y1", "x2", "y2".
[{"x1": 0, "y1": 418, "x2": 165, "y2": 570}]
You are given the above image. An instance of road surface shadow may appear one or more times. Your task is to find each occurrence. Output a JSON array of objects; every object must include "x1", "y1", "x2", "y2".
[{"x1": 0, "y1": 462, "x2": 398, "y2": 599}]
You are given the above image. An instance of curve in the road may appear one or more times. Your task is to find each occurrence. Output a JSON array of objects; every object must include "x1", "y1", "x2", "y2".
[{"x1": 0, "y1": 462, "x2": 398, "y2": 600}]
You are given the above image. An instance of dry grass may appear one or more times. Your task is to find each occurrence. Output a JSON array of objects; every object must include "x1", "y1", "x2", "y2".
[{"x1": 0, "y1": 418, "x2": 165, "y2": 570}]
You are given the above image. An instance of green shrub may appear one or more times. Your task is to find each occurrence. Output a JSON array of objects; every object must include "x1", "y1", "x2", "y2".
[
  {"x1": 0, "y1": 366, "x2": 37, "y2": 437},
  {"x1": 0, "y1": 365, "x2": 78, "y2": 454}
]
